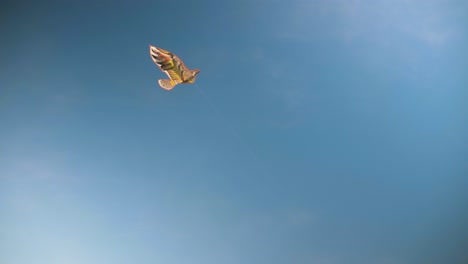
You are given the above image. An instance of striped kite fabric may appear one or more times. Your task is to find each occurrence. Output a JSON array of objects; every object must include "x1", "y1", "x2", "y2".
[{"x1": 149, "y1": 45, "x2": 200, "y2": 90}]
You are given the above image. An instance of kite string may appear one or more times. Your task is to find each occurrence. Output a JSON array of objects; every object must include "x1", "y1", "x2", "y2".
[{"x1": 193, "y1": 83, "x2": 261, "y2": 164}]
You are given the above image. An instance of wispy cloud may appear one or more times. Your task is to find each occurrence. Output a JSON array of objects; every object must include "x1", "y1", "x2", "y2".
[
  {"x1": 277, "y1": 0, "x2": 463, "y2": 47},
  {"x1": 2, "y1": 153, "x2": 69, "y2": 182}
]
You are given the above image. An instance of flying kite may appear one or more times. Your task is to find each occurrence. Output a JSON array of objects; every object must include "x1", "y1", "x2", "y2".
[{"x1": 149, "y1": 45, "x2": 200, "y2": 91}]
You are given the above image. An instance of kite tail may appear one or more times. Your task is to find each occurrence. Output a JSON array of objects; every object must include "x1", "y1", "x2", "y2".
[{"x1": 158, "y1": 79, "x2": 176, "y2": 91}]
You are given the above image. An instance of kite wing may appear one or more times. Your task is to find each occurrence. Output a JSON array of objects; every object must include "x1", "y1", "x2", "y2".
[
  {"x1": 149, "y1": 45, "x2": 184, "y2": 90},
  {"x1": 149, "y1": 45, "x2": 200, "y2": 90}
]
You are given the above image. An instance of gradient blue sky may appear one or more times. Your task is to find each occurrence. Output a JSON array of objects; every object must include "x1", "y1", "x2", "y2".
[{"x1": 1, "y1": 1, "x2": 467, "y2": 264}]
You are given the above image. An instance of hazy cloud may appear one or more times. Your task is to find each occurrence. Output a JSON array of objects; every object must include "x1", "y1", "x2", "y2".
[{"x1": 278, "y1": 0, "x2": 462, "y2": 46}]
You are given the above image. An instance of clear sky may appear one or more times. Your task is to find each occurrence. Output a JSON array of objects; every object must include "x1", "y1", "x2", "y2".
[{"x1": 1, "y1": 1, "x2": 467, "y2": 264}]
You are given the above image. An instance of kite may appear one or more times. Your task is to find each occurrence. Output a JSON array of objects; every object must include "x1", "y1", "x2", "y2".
[{"x1": 149, "y1": 44, "x2": 200, "y2": 91}]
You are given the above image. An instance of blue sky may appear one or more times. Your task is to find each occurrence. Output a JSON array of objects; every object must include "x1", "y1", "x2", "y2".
[{"x1": 1, "y1": 1, "x2": 467, "y2": 263}]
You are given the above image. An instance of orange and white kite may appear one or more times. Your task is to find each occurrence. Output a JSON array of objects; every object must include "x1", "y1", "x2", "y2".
[{"x1": 149, "y1": 45, "x2": 200, "y2": 91}]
